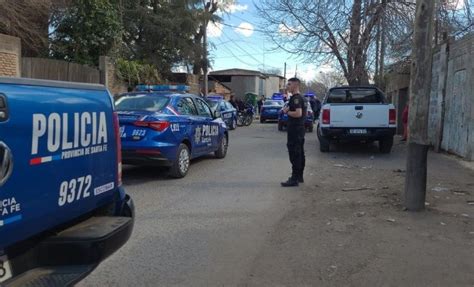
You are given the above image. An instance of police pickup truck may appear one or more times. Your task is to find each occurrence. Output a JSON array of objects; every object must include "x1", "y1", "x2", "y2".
[
  {"x1": 0, "y1": 77, "x2": 134, "y2": 286},
  {"x1": 317, "y1": 86, "x2": 397, "y2": 153}
]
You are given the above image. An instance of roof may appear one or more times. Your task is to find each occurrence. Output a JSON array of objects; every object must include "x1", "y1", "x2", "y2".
[
  {"x1": 265, "y1": 73, "x2": 286, "y2": 79},
  {"x1": 210, "y1": 68, "x2": 268, "y2": 78},
  {"x1": 0, "y1": 77, "x2": 106, "y2": 91}
]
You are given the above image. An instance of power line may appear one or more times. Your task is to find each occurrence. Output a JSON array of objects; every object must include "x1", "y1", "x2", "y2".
[
  {"x1": 211, "y1": 50, "x2": 282, "y2": 59},
  {"x1": 220, "y1": 22, "x2": 267, "y2": 33}
]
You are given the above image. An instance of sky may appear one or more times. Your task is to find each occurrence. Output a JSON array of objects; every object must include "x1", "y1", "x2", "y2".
[{"x1": 206, "y1": 0, "x2": 334, "y2": 83}]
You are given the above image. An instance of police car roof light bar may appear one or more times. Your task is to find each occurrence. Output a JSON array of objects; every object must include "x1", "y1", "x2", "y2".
[
  {"x1": 272, "y1": 93, "x2": 283, "y2": 100},
  {"x1": 207, "y1": 95, "x2": 224, "y2": 100},
  {"x1": 135, "y1": 85, "x2": 190, "y2": 92}
]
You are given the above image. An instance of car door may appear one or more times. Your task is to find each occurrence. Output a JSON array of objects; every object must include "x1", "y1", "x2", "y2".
[
  {"x1": 193, "y1": 97, "x2": 219, "y2": 154},
  {"x1": 175, "y1": 97, "x2": 200, "y2": 156},
  {"x1": 227, "y1": 102, "x2": 237, "y2": 122},
  {"x1": 219, "y1": 102, "x2": 232, "y2": 126}
]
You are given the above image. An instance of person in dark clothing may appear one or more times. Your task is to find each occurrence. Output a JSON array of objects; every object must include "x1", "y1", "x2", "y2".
[
  {"x1": 281, "y1": 77, "x2": 306, "y2": 187},
  {"x1": 313, "y1": 97, "x2": 322, "y2": 119},
  {"x1": 236, "y1": 99, "x2": 246, "y2": 112},
  {"x1": 309, "y1": 96, "x2": 317, "y2": 116},
  {"x1": 257, "y1": 95, "x2": 265, "y2": 114},
  {"x1": 229, "y1": 94, "x2": 237, "y2": 109}
]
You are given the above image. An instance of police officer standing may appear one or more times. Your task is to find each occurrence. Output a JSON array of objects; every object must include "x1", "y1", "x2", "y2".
[{"x1": 281, "y1": 77, "x2": 306, "y2": 187}]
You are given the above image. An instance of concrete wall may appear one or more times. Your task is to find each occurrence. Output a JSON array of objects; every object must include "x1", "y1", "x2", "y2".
[
  {"x1": 265, "y1": 76, "x2": 282, "y2": 98},
  {"x1": 387, "y1": 33, "x2": 474, "y2": 160},
  {"x1": 219, "y1": 76, "x2": 258, "y2": 99},
  {"x1": 0, "y1": 34, "x2": 21, "y2": 77},
  {"x1": 438, "y1": 35, "x2": 474, "y2": 160}
]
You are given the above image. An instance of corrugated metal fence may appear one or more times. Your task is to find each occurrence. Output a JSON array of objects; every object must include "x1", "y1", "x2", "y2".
[{"x1": 429, "y1": 34, "x2": 474, "y2": 160}]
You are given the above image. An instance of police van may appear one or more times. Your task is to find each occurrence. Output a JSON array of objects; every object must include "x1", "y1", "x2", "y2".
[{"x1": 0, "y1": 77, "x2": 134, "y2": 286}]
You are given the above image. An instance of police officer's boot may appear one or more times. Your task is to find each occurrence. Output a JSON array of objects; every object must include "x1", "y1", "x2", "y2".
[
  {"x1": 281, "y1": 177, "x2": 299, "y2": 187},
  {"x1": 297, "y1": 176, "x2": 304, "y2": 183}
]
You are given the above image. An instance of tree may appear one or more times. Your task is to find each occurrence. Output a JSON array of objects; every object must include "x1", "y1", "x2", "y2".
[
  {"x1": 261, "y1": 68, "x2": 282, "y2": 76},
  {"x1": 49, "y1": 0, "x2": 122, "y2": 65},
  {"x1": 256, "y1": 0, "x2": 417, "y2": 85},
  {"x1": 120, "y1": 0, "x2": 198, "y2": 76},
  {"x1": 0, "y1": 0, "x2": 52, "y2": 56},
  {"x1": 115, "y1": 59, "x2": 161, "y2": 88},
  {"x1": 317, "y1": 71, "x2": 347, "y2": 90},
  {"x1": 300, "y1": 80, "x2": 327, "y2": 98}
]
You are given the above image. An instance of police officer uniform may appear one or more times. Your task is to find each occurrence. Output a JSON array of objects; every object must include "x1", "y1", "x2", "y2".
[{"x1": 282, "y1": 93, "x2": 306, "y2": 186}]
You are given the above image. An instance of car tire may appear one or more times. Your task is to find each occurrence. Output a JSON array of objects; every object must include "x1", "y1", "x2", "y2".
[
  {"x1": 215, "y1": 134, "x2": 228, "y2": 159},
  {"x1": 317, "y1": 128, "x2": 330, "y2": 152},
  {"x1": 260, "y1": 118, "x2": 265, "y2": 123},
  {"x1": 230, "y1": 118, "x2": 237, "y2": 130},
  {"x1": 169, "y1": 144, "x2": 190, "y2": 178},
  {"x1": 379, "y1": 136, "x2": 394, "y2": 154},
  {"x1": 278, "y1": 122, "x2": 284, "y2": 131}
]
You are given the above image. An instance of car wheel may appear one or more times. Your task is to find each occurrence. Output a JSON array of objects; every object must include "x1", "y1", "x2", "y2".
[
  {"x1": 260, "y1": 118, "x2": 265, "y2": 123},
  {"x1": 379, "y1": 136, "x2": 394, "y2": 154},
  {"x1": 230, "y1": 118, "x2": 237, "y2": 130},
  {"x1": 278, "y1": 122, "x2": 284, "y2": 131},
  {"x1": 317, "y1": 128, "x2": 330, "y2": 152},
  {"x1": 169, "y1": 144, "x2": 190, "y2": 178},
  {"x1": 215, "y1": 134, "x2": 228, "y2": 159}
]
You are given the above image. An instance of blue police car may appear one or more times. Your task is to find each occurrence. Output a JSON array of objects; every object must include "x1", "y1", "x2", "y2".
[
  {"x1": 206, "y1": 94, "x2": 238, "y2": 130},
  {"x1": 116, "y1": 85, "x2": 229, "y2": 178},
  {"x1": 260, "y1": 99, "x2": 284, "y2": 123}
]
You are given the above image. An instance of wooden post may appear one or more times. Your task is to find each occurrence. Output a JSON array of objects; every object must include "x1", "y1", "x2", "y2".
[{"x1": 405, "y1": 0, "x2": 436, "y2": 211}]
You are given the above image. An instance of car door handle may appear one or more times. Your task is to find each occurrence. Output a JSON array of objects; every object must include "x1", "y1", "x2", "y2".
[
  {"x1": 0, "y1": 94, "x2": 8, "y2": 122},
  {"x1": 355, "y1": 106, "x2": 364, "y2": 110}
]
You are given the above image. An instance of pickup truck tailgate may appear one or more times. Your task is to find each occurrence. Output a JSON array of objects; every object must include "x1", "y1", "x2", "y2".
[{"x1": 329, "y1": 104, "x2": 391, "y2": 128}]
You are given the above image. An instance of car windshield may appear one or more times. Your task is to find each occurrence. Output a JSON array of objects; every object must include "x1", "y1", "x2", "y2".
[
  {"x1": 264, "y1": 100, "x2": 283, "y2": 106},
  {"x1": 115, "y1": 94, "x2": 169, "y2": 112},
  {"x1": 206, "y1": 100, "x2": 220, "y2": 109},
  {"x1": 327, "y1": 88, "x2": 386, "y2": 104}
]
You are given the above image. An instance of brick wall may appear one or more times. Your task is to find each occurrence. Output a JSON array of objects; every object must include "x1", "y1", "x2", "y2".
[
  {"x1": 213, "y1": 82, "x2": 231, "y2": 100},
  {"x1": 0, "y1": 34, "x2": 21, "y2": 77}
]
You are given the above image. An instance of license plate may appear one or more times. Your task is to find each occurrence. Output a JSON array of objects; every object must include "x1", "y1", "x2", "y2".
[
  {"x1": 350, "y1": 129, "x2": 367, "y2": 134},
  {"x1": 0, "y1": 255, "x2": 13, "y2": 283}
]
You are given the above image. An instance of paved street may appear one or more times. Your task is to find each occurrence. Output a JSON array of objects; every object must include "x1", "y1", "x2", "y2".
[{"x1": 80, "y1": 123, "x2": 474, "y2": 287}]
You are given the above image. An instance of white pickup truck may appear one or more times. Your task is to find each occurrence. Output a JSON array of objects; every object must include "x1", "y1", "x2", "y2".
[{"x1": 317, "y1": 86, "x2": 397, "y2": 153}]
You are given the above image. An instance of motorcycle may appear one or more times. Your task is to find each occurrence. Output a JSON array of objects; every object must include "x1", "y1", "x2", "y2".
[{"x1": 237, "y1": 105, "x2": 254, "y2": 126}]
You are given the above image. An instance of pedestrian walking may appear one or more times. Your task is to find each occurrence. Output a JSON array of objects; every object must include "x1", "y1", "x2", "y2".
[
  {"x1": 257, "y1": 95, "x2": 265, "y2": 114},
  {"x1": 402, "y1": 104, "x2": 409, "y2": 141},
  {"x1": 281, "y1": 78, "x2": 306, "y2": 187}
]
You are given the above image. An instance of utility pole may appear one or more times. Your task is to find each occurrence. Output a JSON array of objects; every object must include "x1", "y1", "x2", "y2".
[
  {"x1": 203, "y1": 16, "x2": 208, "y2": 97},
  {"x1": 202, "y1": 0, "x2": 217, "y2": 97},
  {"x1": 405, "y1": 0, "x2": 436, "y2": 211},
  {"x1": 284, "y1": 62, "x2": 287, "y2": 80}
]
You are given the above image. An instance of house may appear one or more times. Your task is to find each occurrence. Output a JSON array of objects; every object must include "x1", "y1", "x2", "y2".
[{"x1": 209, "y1": 68, "x2": 285, "y2": 99}]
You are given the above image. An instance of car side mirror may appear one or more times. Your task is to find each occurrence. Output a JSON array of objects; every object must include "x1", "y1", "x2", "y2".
[{"x1": 214, "y1": 110, "x2": 221, "y2": 119}]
